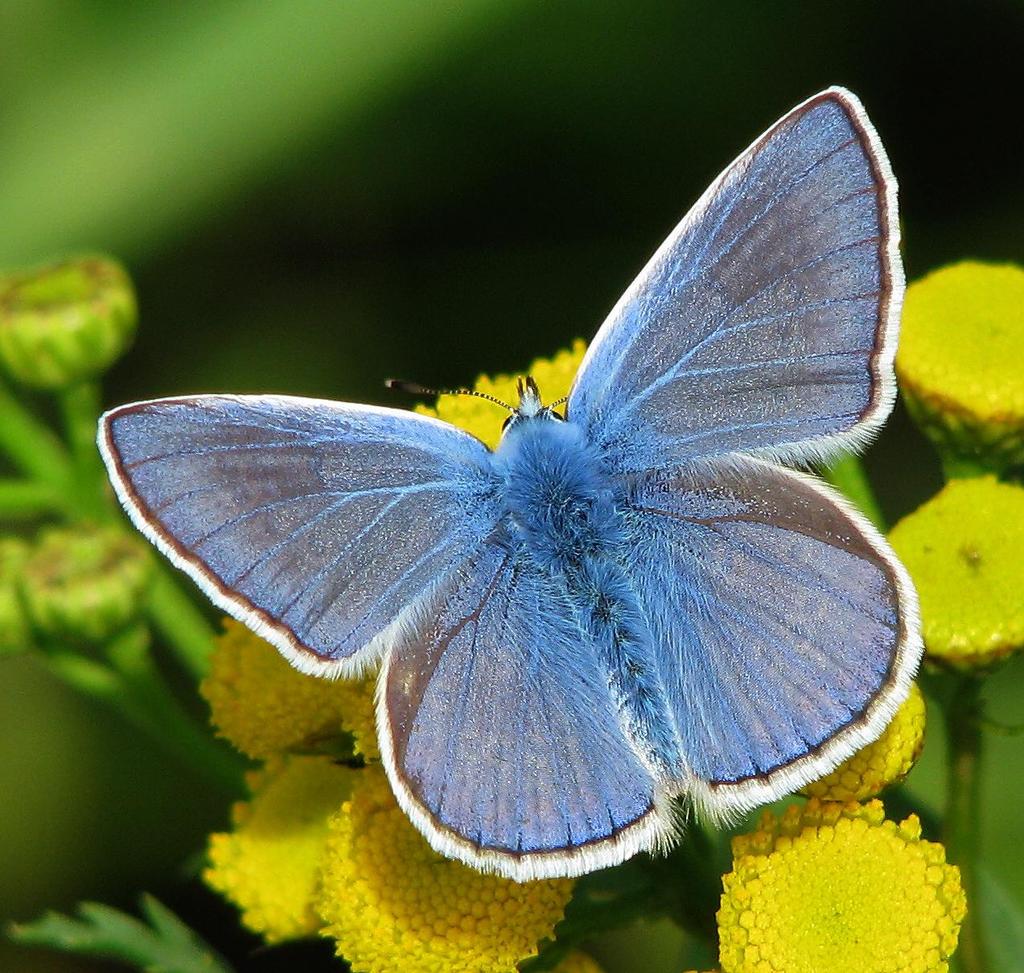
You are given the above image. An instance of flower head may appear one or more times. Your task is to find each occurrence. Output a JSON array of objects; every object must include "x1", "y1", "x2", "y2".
[
  {"x1": 896, "y1": 261, "x2": 1024, "y2": 472},
  {"x1": 802, "y1": 682, "x2": 926, "y2": 801},
  {"x1": 717, "y1": 799, "x2": 965, "y2": 973},
  {"x1": 19, "y1": 524, "x2": 152, "y2": 644},
  {"x1": 0, "y1": 255, "x2": 137, "y2": 389},
  {"x1": 889, "y1": 476, "x2": 1024, "y2": 668},
  {"x1": 317, "y1": 767, "x2": 573, "y2": 973},
  {"x1": 201, "y1": 619, "x2": 377, "y2": 760},
  {"x1": 205, "y1": 755, "x2": 353, "y2": 944}
]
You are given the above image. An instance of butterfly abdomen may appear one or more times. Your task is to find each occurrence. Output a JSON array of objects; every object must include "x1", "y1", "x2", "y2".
[{"x1": 570, "y1": 557, "x2": 682, "y2": 774}]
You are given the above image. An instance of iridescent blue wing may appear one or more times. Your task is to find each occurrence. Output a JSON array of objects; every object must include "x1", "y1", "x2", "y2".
[
  {"x1": 99, "y1": 395, "x2": 500, "y2": 677},
  {"x1": 379, "y1": 540, "x2": 666, "y2": 880},
  {"x1": 568, "y1": 87, "x2": 903, "y2": 471},
  {"x1": 622, "y1": 458, "x2": 920, "y2": 815}
]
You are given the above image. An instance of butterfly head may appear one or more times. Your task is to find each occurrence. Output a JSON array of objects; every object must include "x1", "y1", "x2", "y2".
[
  {"x1": 384, "y1": 375, "x2": 564, "y2": 440},
  {"x1": 501, "y1": 376, "x2": 566, "y2": 435}
]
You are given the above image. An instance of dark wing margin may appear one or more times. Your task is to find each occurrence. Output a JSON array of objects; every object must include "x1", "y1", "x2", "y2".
[{"x1": 99, "y1": 394, "x2": 499, "y2": 678}]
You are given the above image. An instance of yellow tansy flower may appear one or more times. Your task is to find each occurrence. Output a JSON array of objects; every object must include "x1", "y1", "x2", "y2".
[
  {"x1": 717, "y1": 799, "x2": 965, "y2": 973},
  {"x1": 418, "y1": 339, "x2": 586, "y2": 448},
  {"x1": 317, "y1": 767, "x2": 573, "y2": 973},
  {"x1": 802, "y1": 682, "x2": 925, "y2": 801},
  {"x1": 201, "y1": 619, "x2": 377, "y2": 759},
  {"x1": 896, "y1": 261, "x2": 1024, "y2": 472},
  {"x1": 889, "y1": 476, "x2": 1024, "y2": 667},
  {"x1": 205, "y1": 756, "x2": 353, "y2": 943}
]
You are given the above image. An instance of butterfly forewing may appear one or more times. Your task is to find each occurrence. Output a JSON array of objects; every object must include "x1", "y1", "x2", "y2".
[
  {"x1": 568, "y1": 87, "x2": 902, "y2": 471},
  {"x1": 100, "y1": 394, "x2": 500, "y2": 677}
]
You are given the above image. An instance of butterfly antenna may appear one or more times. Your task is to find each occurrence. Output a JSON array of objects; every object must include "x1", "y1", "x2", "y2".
[
  {"x1": 549, "y1": 394, "x2": 569, "y2": 408},
  {"x1": 385, "y1": 379, "x2": 512, "y2": 411}
]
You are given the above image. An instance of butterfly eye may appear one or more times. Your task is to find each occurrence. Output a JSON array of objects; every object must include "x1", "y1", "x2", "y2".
[{"x1": 502, "y1": 414, "x2": 515, "y2": 432}]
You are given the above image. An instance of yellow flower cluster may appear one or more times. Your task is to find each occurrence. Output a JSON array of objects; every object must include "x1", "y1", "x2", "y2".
[
  {"x1": 201, "y1": 619, "x2": 377, "y2": 759},
  {"x1": 206, "y1": 756, "x2": 354, "y2": 943},
  {"x1": 897, "y1": 261, "x2": 1024, "y2": 472},
  {"x1": 718, "y1": 800, "x2": 965, "y2": 973},
  {"x1": 318, "y1": 769, "x2": 573, "y2": 973},
  {"x1": 802, "y1": 683, "x2": 926, "y2": 801},
  {"x1": 890, "y1": 476, "x2": 1024, "y2": 668}
]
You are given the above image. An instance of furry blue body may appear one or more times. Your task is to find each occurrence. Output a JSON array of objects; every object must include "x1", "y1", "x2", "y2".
[{"x1": 494, "y1": 414, "x2": 683, "y2": 776}]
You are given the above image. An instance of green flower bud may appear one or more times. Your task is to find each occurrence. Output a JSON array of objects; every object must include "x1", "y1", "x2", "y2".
[
  {"x1": 0, "y1": 538, "x2": 33, "y2": 656},
  {"x1": 20, "y1": 524, "x2": 153, "y2": 644},
  {"x1": 896, "y1": 261, "x2": 1024, "y2": 474},
  {"x1": 0, "y1": 256, "x2": 137, "y2": 389}
]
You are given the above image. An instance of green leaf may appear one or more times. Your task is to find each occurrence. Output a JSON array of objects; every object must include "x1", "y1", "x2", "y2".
[
  {"x1": 8, "y1": 893, "x2": 233, "y2": 973},
  {"x1": 979, "y1": 863, "x2": 1024, "y2": 973},
  {"x1": 820, "y1": 453, "x2": 886, "y2": 530}
]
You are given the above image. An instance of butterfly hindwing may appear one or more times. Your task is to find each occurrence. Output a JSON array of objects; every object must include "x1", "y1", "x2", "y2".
[
  {"x1": 378, "y1": 539, "x2": 666, "y2": 880},
  {"x1": 568, "y1": 86, "x2": 902, "y2": 471},
  {"x1": 621, "y1": 457, "x2": 919, "y2": 815},
  {"x1": 100, "y1": 394, "x2": 500, "y2": 676}
]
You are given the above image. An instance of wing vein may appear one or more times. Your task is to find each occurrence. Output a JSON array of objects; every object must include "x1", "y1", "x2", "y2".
[{"x1": 618, "y1": 237, "x2": 881, "y2": 423}]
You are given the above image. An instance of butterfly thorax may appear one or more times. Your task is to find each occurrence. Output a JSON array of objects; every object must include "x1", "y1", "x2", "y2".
[{"x1": 495, "y1": 414, "x2": 621, "y2": 575}]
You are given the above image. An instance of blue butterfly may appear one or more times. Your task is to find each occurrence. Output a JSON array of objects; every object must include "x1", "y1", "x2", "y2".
[{"x1": 99, "y1": 87, "x2": 921, "y2": 881}]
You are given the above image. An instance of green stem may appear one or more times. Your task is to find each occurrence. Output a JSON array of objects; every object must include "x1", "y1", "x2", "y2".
[
  {"x1": 103, "y1": 627, "x2": 243, "y2": 795},
  {"x1": 145, "y1": 565, "x2": 219, "y2": 680},
  {"x1": 0, "y1": 478, "x2": 65, "y2": 518},
  {"x1": 821, "y1": 454, "x2": 886, "y2": 530},
  {"x1": 43, "y1": 648, "x2": 240, "y2": 795},
  {"x1": 656, "y1": 824, "x2": 722, "y2": 946},
  {"x1": 943, "y1": 675, "x2": 988, "y2": 973},
  {"x1": 940, "y1": 455, "x2": 991, "y2": 480},
  {"x1": 0, "y1": 376, "x2": 73, "y2": 489},
  {"x1": 57, "y1": 380, "x2": 109, "y2": 520},
  {"x1": 45, "y1": 650, "x2": 123, "y2": 700},
  {"x1": 527, "y1": 829, "x2": 724, "y2": 971},
  {"x1": 521, "y1": 874, "x2": 663, "y2": 972}
]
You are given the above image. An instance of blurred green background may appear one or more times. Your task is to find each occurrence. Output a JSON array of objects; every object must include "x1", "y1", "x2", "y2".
[{"x1": 2, "y1": 1, "x2": 1022, "y2": 970}]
